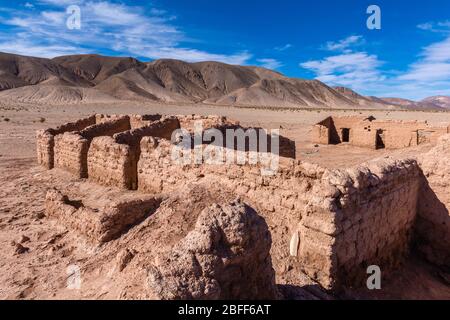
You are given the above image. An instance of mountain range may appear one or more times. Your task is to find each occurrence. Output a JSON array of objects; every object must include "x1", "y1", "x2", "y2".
[{"x1": 0, "y1": 52, "x2": 448, "y2": 110}]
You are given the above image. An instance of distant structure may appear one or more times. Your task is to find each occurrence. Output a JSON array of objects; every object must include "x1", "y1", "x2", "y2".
[{"x1": 312, "y1": 116, "x2": 450, "y2": 149}]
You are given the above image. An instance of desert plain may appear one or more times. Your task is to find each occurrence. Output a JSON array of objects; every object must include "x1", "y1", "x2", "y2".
[{"x1": 0, "y1": 98, "x2": 449, "y2": 300}]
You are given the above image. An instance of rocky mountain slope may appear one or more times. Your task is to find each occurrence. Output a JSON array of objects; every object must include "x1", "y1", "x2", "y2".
[{"x1": 0, "y1": 52, "x2": 447, "y2": 110}]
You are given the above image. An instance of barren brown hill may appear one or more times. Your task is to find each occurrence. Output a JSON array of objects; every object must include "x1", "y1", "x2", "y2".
[
  {"x1": 0, "y1": 51, "x2": 443, "y2": 110},
  {"x1": 333, "y1": 86, "x2": 395, "y2": 109},
  {"x1": 422, "y1": 96, "x2": 450, "y2": 109},
  {"x1": 380, "y1": 97, "x2": 447, "y2": 111},
  {"x1": 0, "y1": 84, "x2": 117, "y2": 104},
  {"x1": 52, "y1": 54, "x2": 143, "y2": 85},
  {"x1": 0, "y1": 52, "x2": 91, "y2": 90}
]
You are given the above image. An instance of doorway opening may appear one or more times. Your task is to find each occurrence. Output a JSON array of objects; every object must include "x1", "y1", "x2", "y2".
[
  {"x1": 376, "y1": 129, "x2": 385, "y2": 149},
  {"x1": 342, "y1": 128, "x2": 350, "y2": 143}
]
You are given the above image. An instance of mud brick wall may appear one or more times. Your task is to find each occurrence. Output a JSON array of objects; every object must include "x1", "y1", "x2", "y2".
[
  {"x1": 312, "y1": 116, "x2": 363, "y2": 145},
  {"x1": 54, "y1": 133, "x2": 90, "y2": 178},
  {"x1": 177, "y1": 115, "x2": 240, "y2": 132},
  {"x1": 36, "y1": 130, "x2": 55, "y2": 169},
  {"x1": 330, "y1": 117, "x2": 365, "y2": 144},
  {"x1": 129, "y1": 114, "x2": 162, "y2": 129},
  {"x1": 416, "y1": 134, "x2": 450, "y2": 267},
  {"x1": 95, "y1": 114, "x2": 164, "y2": 129},
  {"x1": 80, "y1": 116, "x2": 131, "y2": 140},
  {"x1": 316, "y1": 158, "x2": 421, "y2": 289},
  {"x1": 45, "y1": 189, "x2": 162, "y2": 243},
  {"x1": 349, "y1": 125, "x2": 417, "y2": 150},
  {"x1": 370, "y1": 121, "x2": 420, "y2": 149},
  {"x1": 95, "y1": 114, "x2": 125, "y2": 124},
  {"x1": 87, "y1": 117, "x2": 181, "y2": 190},
  {"x1": 381, "y1": 129, "x2": 417, "y2": 149},
  {"x1": 114, "y1": 117, "x2": 180, "y2": 147},
  {"x1": 87, "y1": 137, "x2": 137, "y2": 189},
  {"x1": 54, "y1": 117, "x2": 132, "y2": 178},
  {"x1": 137, "y1": 137, "x2": 329, "y2": 285},
  {"x1": 350, "y1": 127, "x2": 377, "y2": 149},
  {"x1": 36, "y1": 115, "x2": 96, "y2": 169},
  {"x1": 138, "y1": 138, "x2": 424, "y2": 290},
  {"x1": 418, "y1": 126, "x2": 448, "y2": 145},
  {"x1": 312, "y1": 124, "x2": 330, "y2": 145},
  {"x1": 51, "y1": 115, "x2": 96, "y2": 135},
  {"x1": 312, "y1": 116, "x2": 449, "y2": 150}
]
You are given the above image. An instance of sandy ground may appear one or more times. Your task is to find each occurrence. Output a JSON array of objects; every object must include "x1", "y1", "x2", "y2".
[{"x1": 1, "y1": 100, "x2": 449, "y2": 300}]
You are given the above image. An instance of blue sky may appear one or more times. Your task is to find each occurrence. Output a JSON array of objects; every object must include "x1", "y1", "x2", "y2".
[{"x1": 0, "y1": 0, "x2": 449, "y2": 100}]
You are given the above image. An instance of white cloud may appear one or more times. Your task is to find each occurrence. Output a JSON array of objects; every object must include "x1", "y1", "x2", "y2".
[
  {"x1": 324, "y1": 35, "x2": 364, "y2": 53},
  {"x1": 0, "y1": 39, "x2": 84, "y2": 58},
  {"x1": 274, "y1": 44, "x2": 292, "y2": 51},
  {"x1": 300, "y1": 33, "x2": 450, "y2": 100},
  {"x1": 38, "y1": 0, "x2": 84, "y2": 5},
  {"x1": 417, "y1": 23, "x2": 433, "y2": 31},
  {"x1": 142, "y1": 48, "x2": 252, "y2": 65},
  {"x1": 398, "y1": 36, "x2": 450, "y2": 82},
  {"x1": 0, "y1": 1, "x2": 253, "y2": 64},
  {"x1": 417, "y1": 20, "x2": 450, "y2": 34},
  {"x1": 257, "y1": 58, "x2": 282, "y2": 70},
  {"x1": 300, "y1": 52, "x2": 384, "y2": 90}
]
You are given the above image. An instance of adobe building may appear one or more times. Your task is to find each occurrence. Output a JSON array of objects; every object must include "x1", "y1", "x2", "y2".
[
  {"x1": 312, "y1": 116, "x2": 450, "y2": 149},
  {"x1": 37, "y1": 114, "x2": 450, "y2": 294}
]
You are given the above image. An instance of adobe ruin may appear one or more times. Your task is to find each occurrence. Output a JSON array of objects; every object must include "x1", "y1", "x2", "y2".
[
  {"x1": 37, "y1": 114, "x2": 450, "y2": 297},
  {"x1": 312, "y1": 116, "x2": 450, "y2": 149}
]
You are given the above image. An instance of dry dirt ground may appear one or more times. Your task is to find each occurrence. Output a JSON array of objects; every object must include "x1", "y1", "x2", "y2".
[{"x1": 1, "y1": 100, "x2": 449, "y2": 300}]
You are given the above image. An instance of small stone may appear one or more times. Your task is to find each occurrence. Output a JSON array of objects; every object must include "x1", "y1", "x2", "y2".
[
  {"x1": 34, "y1": 211, "x2": 45, "y2": 220},
  {"x1": 19, "y1": 235, "x2": 30, "y2": 244},
  {"x1": 13, "y1": 242, "x2": 29, "y2": 255},
  {"x1": 116, "y1": 249, "x2": 135, "y2": 272}
]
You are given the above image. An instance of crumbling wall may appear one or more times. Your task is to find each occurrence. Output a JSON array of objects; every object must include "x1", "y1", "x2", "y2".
[
  {"x1": 312, "y1": 116, "x2": 449, "y2": 150},
  {"x1": 418, "y1": 126, "x2": 448, "y2": 145},
  {"x1": 87, "y1": 117, "x2": 181, "y2": 189},
  {"x1": 331, "y1": 117, "x2": 364, "y2": 143},
  {"x1": 350, "y1": 127, "x2": 377, "y2": 149},
  {"x1": 45, "y1": 189, "x2": 161, "y2": 243},
  {"x1": 87, "y1": 137, "x2": 136, "y2": 189},
  {"x1": 370, "y1": 121, "x2": 420, "y2": 149},
  {"x1": 416, "y1": 134, "x2": 450, "y2": 267},
  {"x1": 52, "y1": 115, "x2": 97, "y2": 135},
  {"x1": 95, "y1": 114, "x2": 124, "y2": 124},
  {"x1": 36, "y1": 130, "x2": 55, "y2": 169},
  {"x1": 41, "y1": 114, "x2": 450, "y2": 293},
  {"x1": 147, "y1": 199, "x2": 278, "y2": 300},
  {"x1": 312, "y1": 125, "x2": 329, "y2": 145},
  {"x1": 54, "y1": 117, "x2": 131, "y2": 178},
  {"x1": 96, "y1": 114, "x2": 163, "y2": 129},
  {"x1": 177, "y1": 115, "x2": 239, "y2": 132},
  {"x1": 138, "y1": 139, "x2": 423, "y2": 290},
  {"x1": 54, "y1": 132, "x2": 90, "y2": 177},
  {"x1": 130, "y1": 114, "x2": 162, "y2": 129},
  {"x1": 138, "y1": 137, "x2": 328, "y2": 286},
  {"x1": 319, "y1": 158, "x2": 420, "y2": 289},
  {"x1": 114, "y1": 117, "x2": 180, "y2": 146},
  {"x1": 36, "y1": 115, "x2": 96, "y2": 169},
  {"x1": 80, "y1": 116, "x2": 131, "y2": 140}
]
